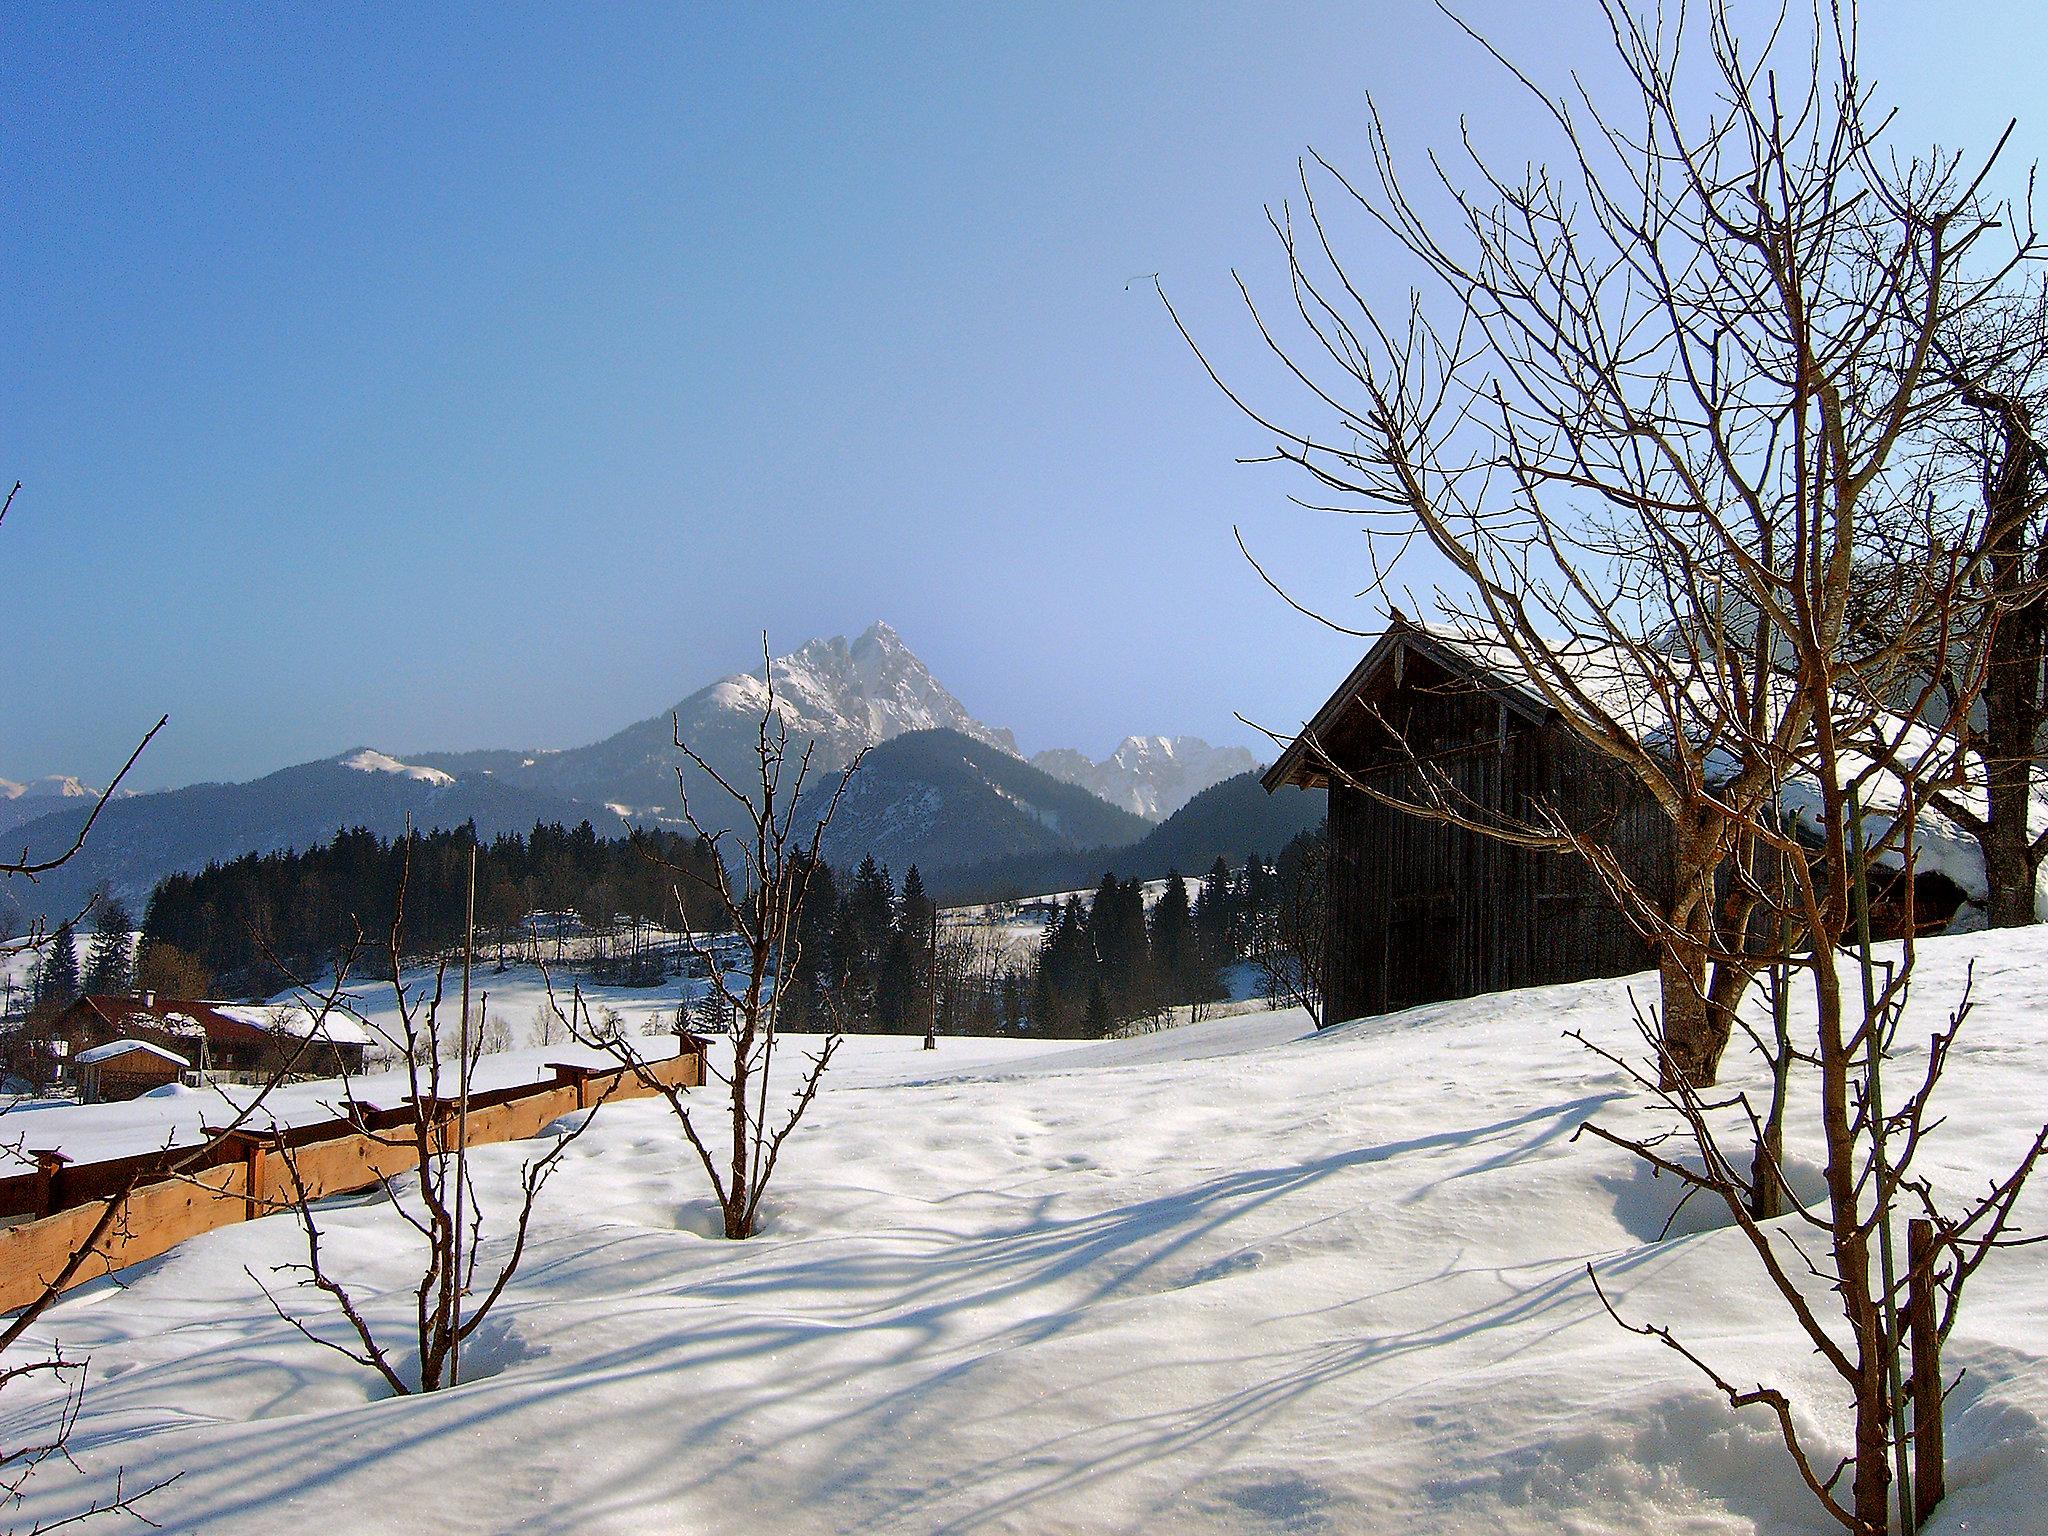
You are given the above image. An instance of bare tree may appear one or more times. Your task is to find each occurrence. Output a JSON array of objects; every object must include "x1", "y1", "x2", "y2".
[
  {"x1": 1175, "y1": 1, "x2": 2033, "y2": 1090},
  {"x1": 1172, "y1": 3, "x2": 2046, "y2": 1528},
  {"x1": 253, "y1": 838, "x2": 596, "y2": 1394},
  {"x1": 575, "y1": 638, "x2": 864, "y2": 1241},
  {"x1": 1917, "y1": 289, "x2": 2048, "y2": 926}
]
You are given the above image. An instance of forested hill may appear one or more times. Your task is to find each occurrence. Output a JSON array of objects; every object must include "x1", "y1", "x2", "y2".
[
  {"x1": 927, "y1": 771, "x2": 1327, "y2": 904},
  {"x1": 140, "y1": 822, "x2": 727, "y2": 995},
  {"x1": 815, "y1": 729, "x2": 1153, "y2": 874}
]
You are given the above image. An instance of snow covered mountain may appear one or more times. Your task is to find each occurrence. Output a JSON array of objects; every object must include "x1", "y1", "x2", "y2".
[
  {"x1": 2, "y1": 624, "x2": 1270, "y2": 926},
  {"x1": 1030, "y1": 735, "x2": 1259, "y2": 820},
  {"x1": 0, "y1": 751, "x2": 585, "y2": 927},
  {"x1": 0, "y1": 774, "x2": 114, "y2": 836},
  {"x1": 816, "y1": 729, "x2": 1151, "y2": 873},
  {"x1": 414, "y1": 622, "x2": 1020, "y2": 818}
]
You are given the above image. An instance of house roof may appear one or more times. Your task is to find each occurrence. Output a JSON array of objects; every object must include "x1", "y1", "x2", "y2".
[
  {"x1": 75, "y1": 1038, "x2": 190, "y2": 1069},
  {"x1": 1262, "y1": 615, "x2": 2048, "y2": 916},
  {"x1": 1262, "y1": 616, "x2": 1562, "y2": 792},
  {"x1": 63, "y1": 996, "x2": 375, "y2": 1049}
]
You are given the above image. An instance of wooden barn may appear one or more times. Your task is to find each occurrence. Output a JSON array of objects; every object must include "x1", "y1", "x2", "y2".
[
  {"x1": 1263, "y1": 619, "x2": 1676, "y2": 1026},
  {"x1": 73, "y1": 1039, "x2": 191, "y2": 1102}
]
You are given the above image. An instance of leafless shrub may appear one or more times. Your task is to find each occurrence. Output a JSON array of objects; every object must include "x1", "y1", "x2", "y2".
[
  {"x1": 567, "y1": 637, "x2": 863, "y2": 1240},
  {"x1": 252, "y1": 838, "x2": 597, "y2": 1394}
]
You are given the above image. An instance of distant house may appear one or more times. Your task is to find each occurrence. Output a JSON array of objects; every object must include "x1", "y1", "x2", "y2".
[
  {"x1": 1263, "y1": 617, "x2": 1973, "y2": 1026},
  {"x1": 74, "y1": 1039, "x2": 190, "y2": 1102},
  {"x1": 55, "y1": 993, "x2": 372, "y2": 1080}
]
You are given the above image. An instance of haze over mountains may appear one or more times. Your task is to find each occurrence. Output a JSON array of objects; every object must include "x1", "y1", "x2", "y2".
[{"x1": 2, "y1": 623, "x2": 1312, "y2": 923}]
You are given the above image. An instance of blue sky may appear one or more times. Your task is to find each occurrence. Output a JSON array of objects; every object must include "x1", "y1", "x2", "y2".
[{"x1": 5, "y1": 2, "x2": 2044, "y2": 791}]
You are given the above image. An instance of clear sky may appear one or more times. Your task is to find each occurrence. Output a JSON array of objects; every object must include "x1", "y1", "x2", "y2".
[{"x1": 5, "y1": 2, "x2": 2044, "y2": 792}]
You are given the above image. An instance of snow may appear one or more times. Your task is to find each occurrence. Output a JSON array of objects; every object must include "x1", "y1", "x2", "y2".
[
  {"x1": 210, "y1": 1002, "x2": 379, "y2": 1047},
  {"x1": 340, "y1": 749, "x2": 457, "y2": 787},
  {"x1": 74, "y1": 1039, "x2": 190, "y2": 1068},
  {"x1": 0, "y1": 929, "x2": 2043, "y2": 1533}
]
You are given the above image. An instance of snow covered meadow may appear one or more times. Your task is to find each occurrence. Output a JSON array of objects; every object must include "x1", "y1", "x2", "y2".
[{"x1": 1, "y1": 931, "x2": 2044, "y2": 1533}]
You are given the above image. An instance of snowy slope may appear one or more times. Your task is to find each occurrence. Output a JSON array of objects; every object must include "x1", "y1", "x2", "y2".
[{"x1": 2, "y1": 931, "x2": 2043, "y2": 1533}]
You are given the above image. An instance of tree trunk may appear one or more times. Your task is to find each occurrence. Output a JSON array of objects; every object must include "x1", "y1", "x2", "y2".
[
  {"x1": 1981, "y1": 605, "x2": 2042, "y2": 925},
  {"x1": 1976, "y1": 392, "x2": 2045, "y2": 928},
  {"x1": 1658, "y1": 840, "x2": 1724, "y2": 1089}
]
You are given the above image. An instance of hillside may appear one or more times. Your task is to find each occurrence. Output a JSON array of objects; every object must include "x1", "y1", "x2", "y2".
[
  {"x1": 7, "y1": 624, "x2": 1191, "y2": 927},
  {"x1": 817, "y1": 727, "x2": 1152, "y2": 872},
  {"x1": 932, "y1": 769, "x2": 1327, "y2": 901},
  {"x1": 0, "y1": 752, "x2": 585, "y2": 924},
  {"x1": 7, "y1": 928, "x2": 2042, "y2": 1532},
  {"x1": 0, "y1": 775, "x2": 109, "y2": 837}
]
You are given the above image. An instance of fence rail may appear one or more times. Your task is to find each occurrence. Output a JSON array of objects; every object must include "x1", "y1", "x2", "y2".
[{"x1": 0, "y1": 1047, "x2": 703, "y2": 1316}]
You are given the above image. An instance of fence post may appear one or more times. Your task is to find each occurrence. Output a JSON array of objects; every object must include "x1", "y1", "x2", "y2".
[
  {"x1": 1908, "y1": 1219, "x2": 1944, "y2": 1524},
  {"x1": 205, "y1": 1128, "x2": 270, "y2": 1223},
  {"x1": 27, "y1": 1151, "x2": 71, "y2": 1219},
  {"x1": 547, "y1": 1063, "x2": 597, "y2": 1109}
]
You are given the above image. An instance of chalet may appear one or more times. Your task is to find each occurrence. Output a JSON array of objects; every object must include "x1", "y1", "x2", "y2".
[
  {"x1": 55, "y1": 994, "x2": 373, "y2": 1081},
  {"x1": 74, "y1": 1039, "x2": 191, "y2": 1102},
  {"x1": 1263, "y1": 617, "x2": 1976, "y2": 1026}
]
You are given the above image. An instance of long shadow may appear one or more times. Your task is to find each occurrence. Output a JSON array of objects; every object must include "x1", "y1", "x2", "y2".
[{"x1": 8, "y1": 1088, "x2": 1636, "y2": 1533}]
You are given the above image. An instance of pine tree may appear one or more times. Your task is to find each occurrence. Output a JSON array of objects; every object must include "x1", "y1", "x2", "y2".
[
  {"x1": 84, "y1": 895, "x2": 136, "y2": 996},
  {"x1": 33, "y1": 922, "x2": 81, "y2": 1016},
  {"x1": 1083, "y1": 976, "x2": 1111, "y2": 1038}
]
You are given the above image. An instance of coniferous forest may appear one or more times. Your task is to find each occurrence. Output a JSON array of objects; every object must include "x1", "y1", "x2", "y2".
[{"x1": 135, "y1": 818, "x2": 1327, "y2": 1038}]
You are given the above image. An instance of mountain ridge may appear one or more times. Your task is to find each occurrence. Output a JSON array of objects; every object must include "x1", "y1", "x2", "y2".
[{"x1": 2, "y1": 624, "x2": 1279, "y2": 927}]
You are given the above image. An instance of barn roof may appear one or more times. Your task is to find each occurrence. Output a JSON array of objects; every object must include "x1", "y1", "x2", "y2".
[
  {"x1": 75, "y1": 1038, "x2": 190, "y2": 1069},
  {"x1": 1262, "y1": 615, "x2": 1562, "y2": 793},
  {"x1": 1263, "y1": 615, "x2": 2048, "y2": 918},
  {"x1": 63, "y1": 996, "x2": 375, "y2": 1048}
]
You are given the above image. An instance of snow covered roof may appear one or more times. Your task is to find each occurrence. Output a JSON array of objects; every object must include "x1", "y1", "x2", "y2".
[
  {"x1": 66, "y1": 996, "x2": 376, "y2": 1048},
  {"x1": 76, "y1": 1039, "x2": 190, "y2": 1069},
  {"x1": 1267, "y1": 616, "x2": 2047, "y2": 919}
]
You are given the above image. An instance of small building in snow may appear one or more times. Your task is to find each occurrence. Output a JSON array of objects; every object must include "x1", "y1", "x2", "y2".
[
  {"x1": 55, "y1": 994, "x2": 372, "y2": 1080},
  {"x1": 1264, "y1": 619, "x2": 1673, "y2": 1025},
  {"x1": 74, "y1": 1039, "x2": 190, "y2": 1102},
  {"x1": 1263, "y1": 617, "x2": 1975, "y2": 1026}
]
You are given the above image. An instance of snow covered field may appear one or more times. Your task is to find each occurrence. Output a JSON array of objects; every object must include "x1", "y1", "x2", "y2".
[{"x1": 2, "y1": 930, "x2": 2044, "y2": 1533}]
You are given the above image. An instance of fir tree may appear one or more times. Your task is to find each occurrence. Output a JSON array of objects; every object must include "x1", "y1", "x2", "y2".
[
  {"x1": 84, "y1": 894, "x2": 136, "y2": 996},
  {"x1": 33, "y1": 922, "x2": 81, "y2": 1016},
  {"x1": 1083, "y1": 977, "x2": 1111, "y2": 1038},
  {"x1": 1150, "y1": 869, "x2": 1192, "y2": 993}
]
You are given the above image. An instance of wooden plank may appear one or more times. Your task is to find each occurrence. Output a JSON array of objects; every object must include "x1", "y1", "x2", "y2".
[{"x1": 0, "y1": 1163, "x2": 249, "y2": 1314}]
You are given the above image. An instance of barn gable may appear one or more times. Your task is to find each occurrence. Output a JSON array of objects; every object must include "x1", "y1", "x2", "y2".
[{"x1": 1266, "y1": 618, "x2": 1672, "y2": 1024}]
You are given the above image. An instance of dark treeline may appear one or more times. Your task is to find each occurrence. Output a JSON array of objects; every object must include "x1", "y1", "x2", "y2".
[
  {"x1": 778, "y1": 857, "x2": 975, "y2": 1035},
  {"x1": 1029, "y1": 829, "x2": 1325, "y2": 1036},
  {"x1": 135, "y1": 816, "x2": 1328, "y2": 1041},
  {"x1": 774, "y1": 824, "x2": 1328, "y2": 1042},
  {"x1": 143, "y1": 821, "x2": 726, "y2": 994}
]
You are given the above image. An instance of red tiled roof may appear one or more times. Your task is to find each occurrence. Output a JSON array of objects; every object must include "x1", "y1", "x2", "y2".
[{"x1": 63, "y1": 996, "x2": 370, "y2": 1049}]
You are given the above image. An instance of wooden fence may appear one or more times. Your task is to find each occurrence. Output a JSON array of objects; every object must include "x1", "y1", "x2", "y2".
[{"x1": 0, "y1": 1047, "x2": 703, "y2": 1316}]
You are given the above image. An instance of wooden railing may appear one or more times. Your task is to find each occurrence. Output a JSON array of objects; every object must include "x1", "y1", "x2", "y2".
[{"x1": 0, "y1": 1047, "x2": 703, "y2": 1315}]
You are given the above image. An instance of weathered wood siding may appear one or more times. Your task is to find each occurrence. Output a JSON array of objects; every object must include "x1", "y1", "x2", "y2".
[{"x1": 1322, "y1": 651, "x2": 1673, "y2": 1024}]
